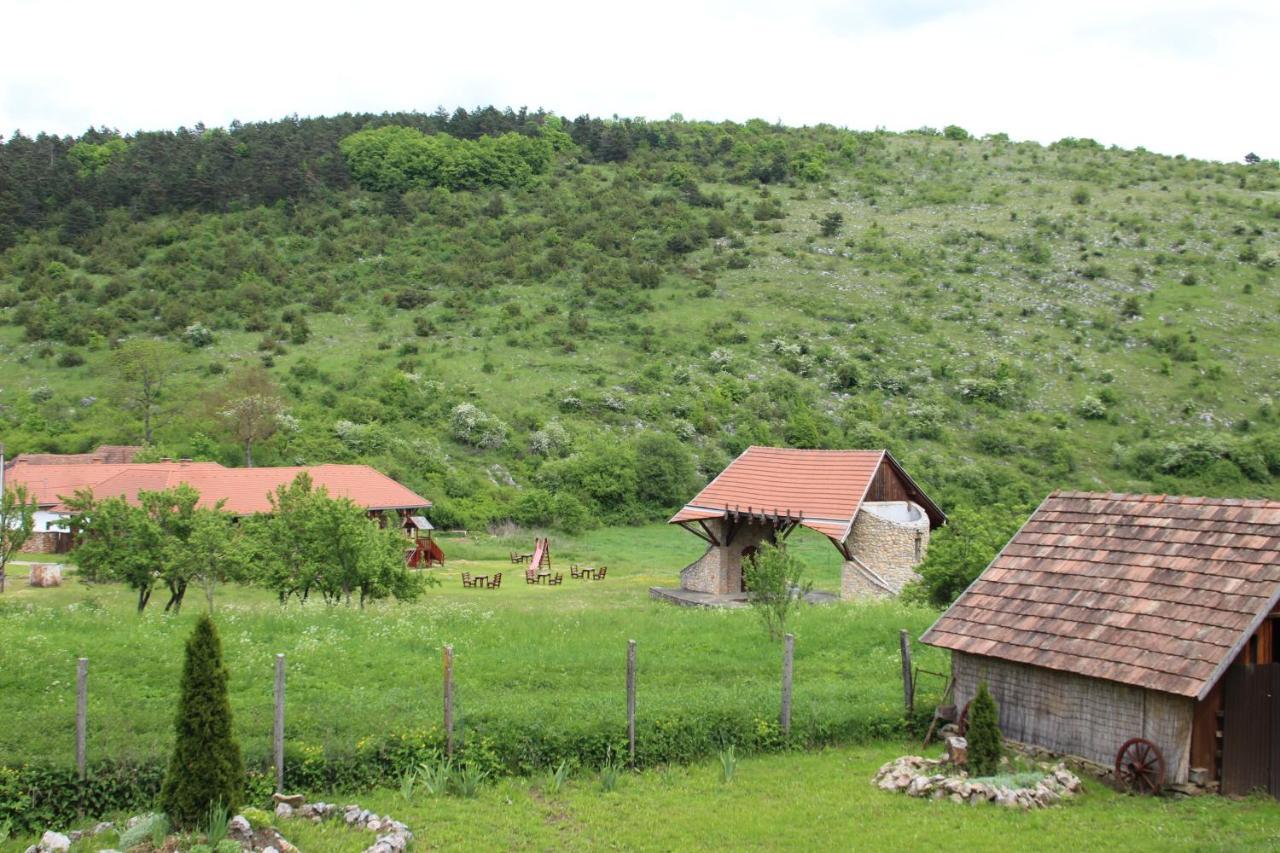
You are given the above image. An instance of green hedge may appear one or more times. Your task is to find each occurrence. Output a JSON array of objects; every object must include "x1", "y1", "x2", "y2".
[{"x1": 2, "y1": 708, "x2": 928, "y2": 835}]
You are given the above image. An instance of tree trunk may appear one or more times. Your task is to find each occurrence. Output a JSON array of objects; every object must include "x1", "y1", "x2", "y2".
[
  {"x1": 137, "y1": 587, "x2": 152, "y2": 612},
  {"x1": 164, "y1": 579, "x2": 188, "y2": 613},
  {"x1": 245, "y1": 440, "x2": 254, "y2": 468},
  {"x1": 143, "y1": 408, "x2": 153, "y2": 445}
]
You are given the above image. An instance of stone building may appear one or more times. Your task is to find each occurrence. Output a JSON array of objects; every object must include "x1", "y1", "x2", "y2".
[
  {"x1": 923, "y1": 491, "x2": 1280, "y2": 795},
  {"x1": 659, "y1": 447, "x2": 945, "y2": 603}
]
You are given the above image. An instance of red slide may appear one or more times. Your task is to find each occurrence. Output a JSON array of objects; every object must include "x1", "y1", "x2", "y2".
[{"x1": 529, "y1": 538, "x2": 549, "y2": 569}]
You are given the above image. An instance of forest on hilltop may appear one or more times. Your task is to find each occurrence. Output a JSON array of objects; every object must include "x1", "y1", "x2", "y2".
[{"x1": 2, "y1": 108, "x2": 1279, "y2": 593}]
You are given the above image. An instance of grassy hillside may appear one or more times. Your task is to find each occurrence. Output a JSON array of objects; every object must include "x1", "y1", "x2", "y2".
[{"x1": 3, "y1": 115, "x2": 1280, "y2": 535}]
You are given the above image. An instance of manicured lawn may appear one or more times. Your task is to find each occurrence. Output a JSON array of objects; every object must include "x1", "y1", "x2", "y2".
[
  {"x1": 0, "y1": 525, "x2": 946, "y2": 769},
  {"x1": 9, "y1": 743, "x2": 1279, "y2": 851}
]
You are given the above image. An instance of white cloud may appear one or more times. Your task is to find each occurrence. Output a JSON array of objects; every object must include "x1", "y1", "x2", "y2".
[{"x1": 0, "y1": 0, "x2": 1275, "y2": 161}]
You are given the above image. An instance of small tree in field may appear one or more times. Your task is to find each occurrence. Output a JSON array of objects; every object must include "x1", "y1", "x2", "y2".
[
  {"x1": 742, "y1": 542, "x2": 812, "y2": 642},
  {"x1": 967, "y1": 682, "x2": 1002, "y2": 777},
  {"x1": 160, "y1": 614, "x2": 243, "y2": 828},
  {"x1": 0, "y1": 484, "x2": 38, "y2": 593}
]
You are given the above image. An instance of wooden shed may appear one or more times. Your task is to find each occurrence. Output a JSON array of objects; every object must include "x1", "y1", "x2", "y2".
[{"x1": 922, "y1": 491, "x2": 1280, "y2": 795}]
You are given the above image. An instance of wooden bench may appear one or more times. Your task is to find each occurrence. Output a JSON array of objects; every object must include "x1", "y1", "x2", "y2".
[{"x1": 487, "y1": 573, "x2": 503, "y2": 589}]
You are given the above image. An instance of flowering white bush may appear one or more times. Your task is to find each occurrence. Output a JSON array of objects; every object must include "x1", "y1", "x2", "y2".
[{"x1": 450, "y1": 403, "x2": 508, "y2": 449}]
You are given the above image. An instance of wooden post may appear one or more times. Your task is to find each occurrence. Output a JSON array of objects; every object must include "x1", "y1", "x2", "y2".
[
  {"x1": 273, "y1": 654, "x2": 285, "y2": 792},
  {"x1": 626, "y1": 639, "x2": 637, "y2": 766},
  {"x1": 781, "y1": 633, "x2": 794, "y2": 736},
  {"x1": 443, "y1": 644, "x2": 455, "y2": 757},
  {"x1": 75, "y1": 657, "x2": 88, "y2": 780},
  {"x1": 899, "y1": 629, "x2": 914, "y2": 716}
]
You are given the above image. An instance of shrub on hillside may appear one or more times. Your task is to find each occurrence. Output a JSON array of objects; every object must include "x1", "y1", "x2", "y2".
[
  {"x1": 160, "y1": 615, "x2": 243, "y2": 829},
  {"x1": 449, "y1": 403, "x2": 508, "y2": 450},
  {"x1": 967, "y1": 683, "x2": 1002, "y2": 777},
  {"x1": 904, "y1": 504, "x2": 1027, "y2": 606}
]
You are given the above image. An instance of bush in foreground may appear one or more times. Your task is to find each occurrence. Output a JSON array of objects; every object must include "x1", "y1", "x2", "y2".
[
  {"x1": 967, "y1": 682, "x2": 1002, "y2": 777},
  {"x1": 160, "y1": 614, "x2": 244, "y2": 828}
]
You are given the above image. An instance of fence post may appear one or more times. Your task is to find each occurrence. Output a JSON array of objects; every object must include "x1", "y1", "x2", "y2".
[
  {"x1": 899, "y1": 629, "x2": 914, "y2": 716},
  {"x1": 626, "y1": 639, "x2": 636, "y2": 766},
  {"x1": 76, "y1": 657, "x2": 88, "y2": 780},
  {"x1": 781, "y1": 633, "x2": 794, "y2": 736},
  {"x1": 443, "y1": 644, "x2": 455, "y2": 757},
  {"x1": 273, "y1": 654, "x2": 286, "y2": 792}
]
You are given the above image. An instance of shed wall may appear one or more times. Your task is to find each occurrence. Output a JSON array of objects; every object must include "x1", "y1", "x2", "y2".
[{"x1": 953, "y1": 651, "x2": 1194, "y2": 783}]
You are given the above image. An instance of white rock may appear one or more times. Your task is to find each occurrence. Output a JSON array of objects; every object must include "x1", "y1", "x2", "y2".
[
  {"x1": 92, "y1": 822, "x2": 114, "y2": 835},
  {"x1": 39, "y1": 831, "x2": 71, "y2": 851},
  {"x1": 275, "y1": 802, "x2": 294, "y2": 819},
  {"x1": 263, "y1": 847, "x2": 280, "y2": 853},
  {"x1": 228, "y1": 815, "x2": 252, "y2": 838}
]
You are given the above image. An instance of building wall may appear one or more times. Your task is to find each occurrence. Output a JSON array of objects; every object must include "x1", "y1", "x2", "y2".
[
  {"x1": 952, "y1": 651, "x2": 1194, "y2": 783},
  {"x1": 841, "y1": 502, "x2": 931, "y2": 599},
  {"x1": 679, "y1": 518, "x2": 776, "y2": 595},
  {"x1": 15, "y1": 510, "x2": 69, "y2": 553}
]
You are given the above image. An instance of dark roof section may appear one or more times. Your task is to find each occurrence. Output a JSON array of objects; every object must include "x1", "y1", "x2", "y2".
[{"x1": 921, "y1": 491, "x2": 1280, "y2": 700}]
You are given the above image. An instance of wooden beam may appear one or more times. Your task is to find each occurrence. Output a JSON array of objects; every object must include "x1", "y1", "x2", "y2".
[
  {"x1": 679, "y1": 521, "x2": 714, "y2": 546},
  {"x1": 696, "y1": 519, "x2": 720, "y2": 546}
]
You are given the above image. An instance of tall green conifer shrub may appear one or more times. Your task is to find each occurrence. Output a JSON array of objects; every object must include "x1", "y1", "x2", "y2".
[
  {"x1": 966, "y1": 682, "x2": 1002, "y2": 777},
  {"x1": 160, "y1": 614, "x2": 243, "y2": 827}
]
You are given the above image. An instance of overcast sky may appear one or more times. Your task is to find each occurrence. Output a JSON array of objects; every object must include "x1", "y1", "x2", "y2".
[{"x1": 1, "y1": 0, "x2": 1275, "y2": 162}]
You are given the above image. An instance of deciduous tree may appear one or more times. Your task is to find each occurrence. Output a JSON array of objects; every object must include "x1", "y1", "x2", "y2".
[
  {"x1": 111, "y1": 338, "x2": 179, "y2": 445},
  {"x1": 0, "y1": 483, "x2": 37, "y2": 594},
  {"x1": 742, "y1": 542, "x2": 812, "y2": 642}
]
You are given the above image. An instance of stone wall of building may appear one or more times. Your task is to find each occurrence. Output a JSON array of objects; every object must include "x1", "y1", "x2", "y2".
[
  {"x1": 841, "y1": 501, "x2": 931, "y2": 599},
  {"x1": 19, "y1": 530, "x2": 67, "y2": 554},
  {"x1": 952, "y1": 651, "x2": 1194, "y2": 783},
  {"x1": 678, "y1": 519, "x2": 776, "y2": 595}
]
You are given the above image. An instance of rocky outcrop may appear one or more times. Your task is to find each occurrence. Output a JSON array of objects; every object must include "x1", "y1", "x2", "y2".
[{"x1": 872, "y1": 755, "x2": 1082, "y2": 810}]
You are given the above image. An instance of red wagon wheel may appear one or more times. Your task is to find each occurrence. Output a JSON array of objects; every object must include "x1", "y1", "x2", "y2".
[{"x1": 1115, "y1": 738, "x2": 1165, "y2": 794}]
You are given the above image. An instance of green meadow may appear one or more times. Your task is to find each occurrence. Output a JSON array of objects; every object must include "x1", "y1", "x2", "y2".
[{"x1": 0, "y1": 526, "x2": 948, "y2": 770}]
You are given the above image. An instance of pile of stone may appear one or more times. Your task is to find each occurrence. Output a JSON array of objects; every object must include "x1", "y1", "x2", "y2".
[
  {"x1": 23, "y1": 795, "x2": 414, "y2": 853},
  {"x1": 23, "y1": 820, "x2": 118, "y2": 852},
  {"x1": 872, "y1": 754, "x2": 1082, "y2": 810},
  {"x1": 273, "y1": 794, "x2": 414, "y2": 853}
]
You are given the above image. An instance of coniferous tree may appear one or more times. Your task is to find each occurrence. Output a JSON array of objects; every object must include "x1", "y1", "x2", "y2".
[
  {"x1": 160, "y1": 614, "x2": 243, "y2": 828},
  {"x1": 966, "y1": 682, "x2": 1002, "y2": 777}
]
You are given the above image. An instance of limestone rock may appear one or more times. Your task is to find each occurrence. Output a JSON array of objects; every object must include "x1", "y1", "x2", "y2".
[
  {"x1": 228, "y1": 815, "x2": 252, "y2": 840},
  {"x1": 944, "y1": 736, "x2": 968, "y2": 767},
  {"x1": 273, "y1": 793, "x2": 306, "y2": 808},
  {"x1": 39, "y1": 831, "x2": 71, "y2": 852},
  {"x1": 274, "y1": 802, "x2": 294, "y2": 819},
  {"x1": 91, "y1": 822, "x2": 114, "y2": 835}
]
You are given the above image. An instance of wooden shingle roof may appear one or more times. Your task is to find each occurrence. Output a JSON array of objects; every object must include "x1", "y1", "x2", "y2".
[{"x1": 921, "y1": 491, "x2": 1280, "y2": 699}]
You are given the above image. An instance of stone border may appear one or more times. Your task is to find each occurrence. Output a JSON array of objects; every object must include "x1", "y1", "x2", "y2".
[{"x1": 873, "y1": 755, "x2": 1082, "y2": 809}]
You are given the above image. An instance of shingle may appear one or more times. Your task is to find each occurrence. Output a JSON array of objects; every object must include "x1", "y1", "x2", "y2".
[{"x1": 921, "y1": 491, "x2": 1280, "y2": 698}]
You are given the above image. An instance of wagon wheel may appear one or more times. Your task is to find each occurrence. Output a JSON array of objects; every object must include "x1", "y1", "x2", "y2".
[
  {"x1": 957, "y1": 701, "x2": 971, "y2": 735},
  {"x1": 1115, "y1": 738, "x2": 1165, "y2": 794}
]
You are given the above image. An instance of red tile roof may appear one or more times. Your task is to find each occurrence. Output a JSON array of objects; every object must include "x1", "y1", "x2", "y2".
[
  {"x1": 7, "y1": 461, "x2": 227, "y2": 506},
  {"x1": 921, "y1": 491, "x2": 1280, "y2": 699},
  {"x1": 669, "y1": 446, "x2": 921, "y2": 540},
  {"x1": 8, "y1": 461, "x2": 430, "y2": 516}
]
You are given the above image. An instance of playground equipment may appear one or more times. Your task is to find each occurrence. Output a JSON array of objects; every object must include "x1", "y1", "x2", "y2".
[{"x1": 403, "y1": 515, "x2": 445, "y2": 568}]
